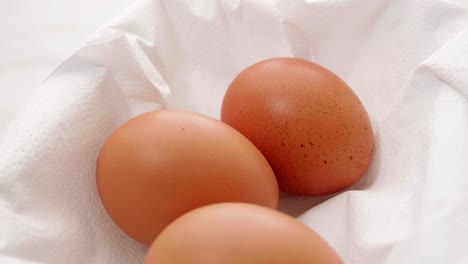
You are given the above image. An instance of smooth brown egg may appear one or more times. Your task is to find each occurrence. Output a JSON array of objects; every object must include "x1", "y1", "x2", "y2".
[
  {"x1": 222, "y1": 58, "x2": 374, "y2": 196},
  {"x1": 145, "y1": 203, "x2": 343, "y2": 264},
  {"x1": 96, "y1": 110, "x2": 278, "y2": 246}
]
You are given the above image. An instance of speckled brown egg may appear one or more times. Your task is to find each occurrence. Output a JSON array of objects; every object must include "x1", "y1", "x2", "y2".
[
  {"x1": 96, "y1": 109, "x2": 278, "y2": 246},
  {"x1": 145, "y1": 203, "x2": 343, "y2": 264},
  {"x1": 221, "y1": 58, "x2": 374, "y2": 196}
]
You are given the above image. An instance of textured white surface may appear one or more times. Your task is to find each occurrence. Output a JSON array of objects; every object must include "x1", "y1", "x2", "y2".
[
  {"x1": 0, "y1": 0, "x2": 133, "y2": 133},
  {"x1": 1, "y1": 0, "x2": 468, "y2": 263}
]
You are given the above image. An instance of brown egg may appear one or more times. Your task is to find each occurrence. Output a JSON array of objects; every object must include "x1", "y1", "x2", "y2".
[
  {"x1": 221, "y1": 58, "x2": 374, "y2": 196},
  {"x1": 145, "y1": 203, "x2": 343, "y2": 264},
  {"x1": 96, "y1": 110, "x2": 278, "y2": 246}
]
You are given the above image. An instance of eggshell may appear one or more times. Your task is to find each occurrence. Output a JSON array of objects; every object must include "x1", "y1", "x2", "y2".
[
  {"x1": 145, "y1": 203, "x2": 343, "y2": 264},
  {"x1": 221, "y1": 58, "x2": 374, "y2": 195},
  {"x1": 96, "y1": 109, "x2": 278, "y2": 245}
]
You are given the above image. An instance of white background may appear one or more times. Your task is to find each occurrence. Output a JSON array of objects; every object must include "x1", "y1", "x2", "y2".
[
  {"x1": 0, "y1": 0, "x2": 134, "y2": 134},
  {"x1": 1, "y1": 1, "x2": 468, "y2": 263}
]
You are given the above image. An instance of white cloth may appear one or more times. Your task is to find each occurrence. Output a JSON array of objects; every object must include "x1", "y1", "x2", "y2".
[
  {"x1": 1, "y1": 0, "x2": 468, "y2": 263},
  {"x1": 0, "y1": 0, "x2": 133, "y2": 133}
]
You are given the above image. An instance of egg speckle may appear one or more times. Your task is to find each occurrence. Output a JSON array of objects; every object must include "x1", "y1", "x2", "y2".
[{"x1": 222, "y1": 58, "x2": 374, "y2": 196}]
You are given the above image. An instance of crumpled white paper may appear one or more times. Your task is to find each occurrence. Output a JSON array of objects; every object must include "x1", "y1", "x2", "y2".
[{"x1": 1, "y1": 0, "x2": 468, "y2": 263}]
